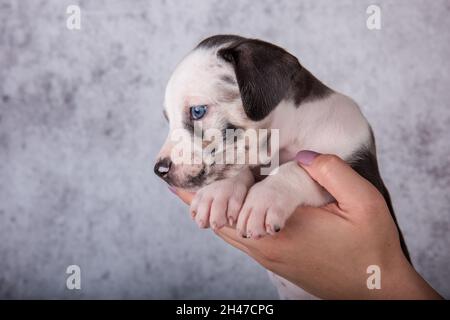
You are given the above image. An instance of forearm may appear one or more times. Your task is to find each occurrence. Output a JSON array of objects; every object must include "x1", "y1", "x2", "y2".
[{"x1": 378, "y1": 257, "x2": 443, "y2": 300}]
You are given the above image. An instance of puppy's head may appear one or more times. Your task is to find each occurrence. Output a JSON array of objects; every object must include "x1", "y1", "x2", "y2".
[{"x1": 154, "y1": 35, "x2": 327, "y2": 190}]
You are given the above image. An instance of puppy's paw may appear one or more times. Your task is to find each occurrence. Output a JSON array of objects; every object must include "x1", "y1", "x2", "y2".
[
  {"x1": 237, "y1": 180, "x2": 300, "y2": 239},
  {"x1": 189, "y1": 178, "x2": 250, "y2": 230}
]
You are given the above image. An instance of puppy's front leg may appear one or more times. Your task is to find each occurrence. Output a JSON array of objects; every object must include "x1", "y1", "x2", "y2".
[
  {"x1": 190, "y1": 168, "x2": 254, "y2": 230},
  {"x1": 237, "y1": 161, "x2": 332, "y2": 238}
]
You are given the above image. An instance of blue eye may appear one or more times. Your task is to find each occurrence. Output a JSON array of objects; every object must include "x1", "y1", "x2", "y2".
[{"x1": 190, "y1": 105, "x2": 208, "y2": 120}]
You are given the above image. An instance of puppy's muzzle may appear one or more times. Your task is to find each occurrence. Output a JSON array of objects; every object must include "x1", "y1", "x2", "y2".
[{"x1": 154, "y1": 157, "x2": 172, "y2": 181}]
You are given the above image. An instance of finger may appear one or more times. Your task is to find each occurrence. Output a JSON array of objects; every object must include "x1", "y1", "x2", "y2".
[
  {"x1": 171, "y1": 187, "x2": 195, "y2": 205},
  {"x1": 216, "y1": 229, "x2": 282, "y2": 276},
  {"x1": 216, "y1": 227, "x2": 279, "y2": 267},
  {"x1": 295, "y1": 151, "x2": 383, "y2": 210},
  {"x1": 214, "y1": 227, "x2": 252, "y2": 256}
]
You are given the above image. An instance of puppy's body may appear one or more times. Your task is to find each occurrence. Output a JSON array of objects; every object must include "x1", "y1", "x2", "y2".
[{"x1": 155, "y1": 35, "x2": 410, "y2": 299}]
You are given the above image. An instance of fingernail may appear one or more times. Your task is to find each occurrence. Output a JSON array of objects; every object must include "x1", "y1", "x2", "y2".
[
  {"x1": 168, "y1": 186, "x2": 177, "y2": 194},
  {"x1": 296, "y1": 150, "x2": 320, "y2": 166}
]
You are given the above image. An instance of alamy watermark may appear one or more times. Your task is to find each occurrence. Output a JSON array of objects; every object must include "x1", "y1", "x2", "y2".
[
  {"x1": 366, "y1": 265, "x2": 381, "y2": 290},
  {"x1": 66, "y1": 265, "x2": 81, "y2": 290},
  {"x1": 66, "y1": 5, "x2": 81, "y2": 30},
  {"x1": 366, "y1": 5, "x2": 381, "y2": 30},
  {"x1": 169, "y1": 122, "x2": 280, "y2": 176}
]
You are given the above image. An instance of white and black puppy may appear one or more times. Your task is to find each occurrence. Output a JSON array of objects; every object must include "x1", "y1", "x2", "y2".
[{"x1": 155, "y1": 35, "x2": 410, "y2": 299}]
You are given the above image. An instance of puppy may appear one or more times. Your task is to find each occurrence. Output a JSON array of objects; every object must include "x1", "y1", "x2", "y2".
[{"x1": 155, "y1": 35, "x2": 410, "y2": 299}]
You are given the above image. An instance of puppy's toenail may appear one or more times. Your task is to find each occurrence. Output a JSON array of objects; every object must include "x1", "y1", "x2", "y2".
[
  {"x1": 274, "y1": 225, "x2": 281, "y2": 232},
  {"x1": 228, "y1": 218, "x2": 234, "y2": 226},
  {"x1": 242, "y1": 234, "x2": 248, "y2": 238}
]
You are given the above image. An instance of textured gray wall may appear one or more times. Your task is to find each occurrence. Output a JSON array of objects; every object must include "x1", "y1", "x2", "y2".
[{"x1": 0, "y1": 0, "x2": 449, "y2": 299}]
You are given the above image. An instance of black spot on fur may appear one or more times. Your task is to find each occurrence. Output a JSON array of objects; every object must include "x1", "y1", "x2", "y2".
[
  {"x1": 220, "y1": 74, "x2": 236, "y2": 85},
  {"x1": 216, "y1": 85, "x2": 240, "y2": 103},
  {"x1": 186, "y1": 166, "x2": 207, "y2": 187},
  {"x1": 221, "y1": 122, "x2": 243, "y2": 143},
  {"x1": 348, "y1": 132, "x2": 411, "y2": 263},
  {"x1": 214, "y1": 36, "x2": 331, "y2": 121},
  {"x1": 183, "y1": 120, "x2": 194, "y2": 134},
  {"x1": 224, "y1": 122, "x2": 240, "y2": 131},
  {"x1": 183, "y1": 120, "x2": 204, "y2": 139}
]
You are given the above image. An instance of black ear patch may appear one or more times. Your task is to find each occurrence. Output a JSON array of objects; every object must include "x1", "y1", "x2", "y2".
[
  {"x1": 217, "y1": 38, "x2": 330, "y2": 121},
  {"x1": 196, "y1": 35, "x2": 245, "y2": 49}
]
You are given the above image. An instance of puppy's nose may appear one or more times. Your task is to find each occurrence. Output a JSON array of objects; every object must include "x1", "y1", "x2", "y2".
[{"x1": 154, "y1": 157, "x2": 172, "y2": 179}]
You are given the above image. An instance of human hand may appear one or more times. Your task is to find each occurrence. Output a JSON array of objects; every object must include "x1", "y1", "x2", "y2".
[{"x1": 172, "y1": 151, "x2": 442, "y2": 299}]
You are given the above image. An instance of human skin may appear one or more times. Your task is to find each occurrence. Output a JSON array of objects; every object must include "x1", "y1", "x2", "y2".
[{"x1": 170, "y1": 151, "x2": 442, "y2": 299}]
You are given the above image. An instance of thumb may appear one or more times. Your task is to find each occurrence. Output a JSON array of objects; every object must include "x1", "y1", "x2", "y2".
[{"x1": 295, "y1": 151, "x2": 382, "y2": 210}]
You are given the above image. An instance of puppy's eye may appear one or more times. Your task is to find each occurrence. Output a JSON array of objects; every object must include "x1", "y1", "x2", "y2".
[{"x1": 190, "y1": 105, "x2": 208, "y2": 120}]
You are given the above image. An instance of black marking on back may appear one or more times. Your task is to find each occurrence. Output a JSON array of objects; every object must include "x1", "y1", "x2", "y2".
[{"x1": 347, "y1": 131, "x2": 411, "y2": 263}]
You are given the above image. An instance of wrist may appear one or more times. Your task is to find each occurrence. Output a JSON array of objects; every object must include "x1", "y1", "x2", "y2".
[{"x1": 374, "y1": 255, "x2": 442, "y2": 299}]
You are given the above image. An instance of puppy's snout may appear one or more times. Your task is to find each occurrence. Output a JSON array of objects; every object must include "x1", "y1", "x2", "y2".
[{"x1": 154, "y1": 157, "x2": 172, "y2": 179}]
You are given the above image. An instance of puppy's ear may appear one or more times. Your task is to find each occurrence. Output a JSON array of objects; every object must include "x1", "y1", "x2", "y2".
[{"x1": 218, "y1": 39, "x2": 303, "y2": 121}]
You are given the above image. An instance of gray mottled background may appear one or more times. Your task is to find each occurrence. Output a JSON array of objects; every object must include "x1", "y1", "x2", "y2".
[{"x1": 0, "y1": 0, "x2": 449, "y2": 299}]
